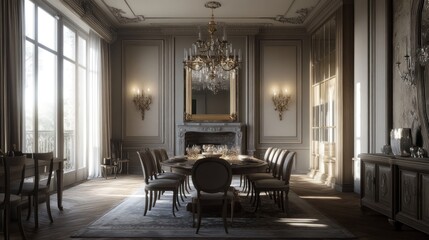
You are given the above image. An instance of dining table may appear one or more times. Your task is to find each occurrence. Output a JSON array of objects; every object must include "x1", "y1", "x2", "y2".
[{"x1": 161, "y1": 154, "x2": 268, "y2": 175}]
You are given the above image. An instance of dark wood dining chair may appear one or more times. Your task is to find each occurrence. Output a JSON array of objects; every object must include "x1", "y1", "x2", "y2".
[
  {"x1": 191, "y1": 157, "x2": 234, "y2": 234},
  {"x1": 150, "y1": 149, "x2": 187, "y2": 201},
  {"x1": 100, "y1": 157, "x2": 117, "y2": 179},
  {"x1": 0, "y1": 155, "x2": 27, "y2": 239},
  {"x1": 246, "y1": 148, "x2": 283, "y2": 200},
  {"x1": 137, "y1": 149, "x2": 181, "y2": 217},
  {"x1": 20, "y1": 152, "x2": 54, "y2": 228},
  {"x1": 242, "y1": 147, "x2": 274, "y2": 191},
  {"x1": 253, "y1": 151, "x2": 296, "y2": 213}
]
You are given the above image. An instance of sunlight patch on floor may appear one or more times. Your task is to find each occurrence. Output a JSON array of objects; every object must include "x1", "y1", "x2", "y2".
[
  {"x1": 299, "y1": 196, "x2": 342, "y2": 200},
  {"x1": 275, "y1": 218, "x2": 328, "y2": 228},
  {"x1": 287, "y1": 222, "x2": 328, "y2": 228},
  {"x1": 275, "y1": 218, "x2": 319, "y2": 223}
]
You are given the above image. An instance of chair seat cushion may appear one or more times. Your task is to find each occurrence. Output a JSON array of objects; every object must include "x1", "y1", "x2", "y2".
[
  {"x1": 157, "y1": 172, "x2": 185, "y2": 181},
  {"x1": 0, "y1": 193, "x2": 23, "y2": 205},
  {"x1": 19, "y1": 183, "x2": 49, "y2": 195},
  {"x1": 146, "y1": 179, "x2": 180, "y2": 190},
  {"x1": 254, "y1": 179, "x2": 289, "y2": 190},
  {"x1": 192, "y1": 187, "x2": 236, "y2": 200},
  {"x1": 246, "y1": 172, "x2": 273, "y2": 181}
]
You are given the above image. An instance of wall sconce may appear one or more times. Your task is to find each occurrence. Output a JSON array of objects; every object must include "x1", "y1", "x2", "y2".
[
  {"x1": 396, "y1": 41, "x2": 416, "y2": 86},
  {"x1": 133, "y1": 88, "x2": 152, "y2": 120},
  {"x1": 396, "y1": 54, "x2": 416, "y2": 86},
  {"x1": 272, "y1": 88, "x2": 291, "y2": 120}
]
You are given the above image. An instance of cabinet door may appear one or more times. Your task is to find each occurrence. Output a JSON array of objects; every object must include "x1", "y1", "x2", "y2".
[
  {"x1": 399, "y1": 170, "x2": 418, "y2": 218},
  {"x1": 378, "y1": 164, "x2": 392, "y2": 207},
  {"x1": 363, "y1": 162, "x2": 376, "y2": 202},
  {"x1": 422, "y1": 174, "x2": 429, "y2": 223}
]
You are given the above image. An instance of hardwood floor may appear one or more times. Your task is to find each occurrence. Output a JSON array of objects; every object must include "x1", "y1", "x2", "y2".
[{"x1": 6, "y1": 174, "x2": 428, "y2": 239}]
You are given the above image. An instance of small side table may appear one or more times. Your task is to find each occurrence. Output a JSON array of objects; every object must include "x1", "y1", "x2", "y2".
[{"x1": 117, "y1": 158, "x2": 129, "y2": 174}]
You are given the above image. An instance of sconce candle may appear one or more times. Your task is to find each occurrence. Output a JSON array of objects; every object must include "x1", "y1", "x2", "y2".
[
  {"x1": 272, "y1": 88, "x2": 291, "y2": 120},
  {"x1": 133, "y1": 87, "x2": 152, "y2": 120}
]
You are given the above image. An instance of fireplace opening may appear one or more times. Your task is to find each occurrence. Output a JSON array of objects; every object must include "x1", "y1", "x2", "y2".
[{"x1": 184, "y1": 131, "x2": 236, "y2": 152}]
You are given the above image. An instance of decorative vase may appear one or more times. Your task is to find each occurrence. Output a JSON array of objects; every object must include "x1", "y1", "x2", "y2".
[{"x1": 390, "y1": 128, "x2": 412, "y2": 156}]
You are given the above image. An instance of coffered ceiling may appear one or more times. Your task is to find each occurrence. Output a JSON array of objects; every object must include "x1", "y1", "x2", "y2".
[{"x1": 91, "y1": 0, "x2": 323, "y2": 28}]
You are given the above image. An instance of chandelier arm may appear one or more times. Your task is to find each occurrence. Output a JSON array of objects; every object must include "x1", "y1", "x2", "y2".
[{"x1": 183, "y1": 1, "x2": 240, "y2": 94}]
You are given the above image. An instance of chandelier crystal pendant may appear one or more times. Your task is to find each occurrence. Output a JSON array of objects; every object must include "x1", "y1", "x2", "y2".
[{"x1": 184, "y1": 1, "x2": 241, "y2": 94}]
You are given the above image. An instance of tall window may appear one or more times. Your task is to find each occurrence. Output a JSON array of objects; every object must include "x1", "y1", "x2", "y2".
[
  {"x1": 24, "y1": 0, "x2": 88, "y2": 173},
  {"x1": 310, "y1": 17, "x2": 336, "y2": 182},
  {"x1": 24, "y1": 0, "x2": 58, "y2": 154}
]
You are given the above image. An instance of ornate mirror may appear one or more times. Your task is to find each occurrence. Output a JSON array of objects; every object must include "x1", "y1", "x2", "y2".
[
  {"x1": 184, "y1": 67, "x2": 237, "y2": 122},
  {"x1": 413, "y1": 0, "x2": 429, "y2": 151}
]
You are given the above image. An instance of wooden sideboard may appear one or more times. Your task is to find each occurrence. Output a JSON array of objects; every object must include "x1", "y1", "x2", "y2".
[{"x1": 359, "y1": 153, "x2": 429, "y2": 235}]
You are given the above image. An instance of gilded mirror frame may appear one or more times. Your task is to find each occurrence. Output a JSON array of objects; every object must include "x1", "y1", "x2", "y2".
[
  {"x1": 184, "y1": 67, "x2": 238, "y2": 122},
  {"x1": 412, "y1": 0, "x2": 429, "y2": 151}
]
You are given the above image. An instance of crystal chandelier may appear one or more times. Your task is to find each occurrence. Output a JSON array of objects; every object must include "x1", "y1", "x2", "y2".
[{"x1": 183, "y1": 1, "x2": 241, "y2": 94}]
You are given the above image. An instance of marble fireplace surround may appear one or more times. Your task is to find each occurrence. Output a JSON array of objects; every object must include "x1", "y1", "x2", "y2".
[{"x1": 177, "y1": 123, "x2": 245, "y2": 155}]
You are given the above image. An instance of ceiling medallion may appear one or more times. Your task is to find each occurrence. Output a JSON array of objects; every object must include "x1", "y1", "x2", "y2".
[{"x1": 275, "y1": 7, "x2": 314, "y2": 24}]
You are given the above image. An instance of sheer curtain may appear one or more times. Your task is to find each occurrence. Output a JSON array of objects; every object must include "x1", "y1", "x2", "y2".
[
  {"x1": 86, "y1": 30, "x2": 101, "y2": 178},
  {"x1": 86, "y1": 30, "x2": 111, "y2": 178},
  {"x1": 0, "y1": 0, "x2": 23, "y2": 152}
]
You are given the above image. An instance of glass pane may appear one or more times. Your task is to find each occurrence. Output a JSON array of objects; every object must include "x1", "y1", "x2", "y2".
[
  {"x1": 78, "y1": 66, "x2": 87, "y2": 168},
  {"x1": 330, "y1": 51, "x2": 336, "y2": 77},
  {"x1": 37, "y1": 6, "x2": 57, "y2": 51},
  {"x1": 325, "y1": 25, "x2": 329, "y2": 58},
  {"x1": 330, "y1": 18, "x2": 336, "y2": 53},
  {"x1": 38, "y1": 47, "x2": 57, "y2": 152},
  {"x1": 63, "y1": 59, "x2": 76, "y2": 171},
  {"x1": 24, "y1": 41, "x2": 35, "y2": 153},
  {"x1": 25, "y1": 0, "x2": 35, "y2": 39},
  {"x1": 63, "y1": 26, "x2": 76, "y2": 61},
  {"x1": 78, "y1": 36, "x2": 87, "y2": 67},
  {"x1": 326, "y1": 78, "x2": 336, "y2": 127}
]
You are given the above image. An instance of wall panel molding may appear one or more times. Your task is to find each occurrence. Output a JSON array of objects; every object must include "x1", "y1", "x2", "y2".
[
  {"x1": 121, "y1": 39, "x2": 165, "y2": 144},
  {"x1": 258, "y1": 40, "x2": 303, "y2": 144}
]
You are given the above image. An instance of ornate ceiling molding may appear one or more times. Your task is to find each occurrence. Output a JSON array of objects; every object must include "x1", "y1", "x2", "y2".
[
  {"x1": 106, "y1": 5, "x2": 145, "y2": 24},
  {"x1": 274, "y1": 7, "x2": 315, "y2": 24},
  {"x1": 61, "y1": 0, "x2": 115, "y2": 42}
]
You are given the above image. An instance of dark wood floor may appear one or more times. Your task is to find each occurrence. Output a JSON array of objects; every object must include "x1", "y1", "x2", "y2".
[{"x1": 6, "y1": 174, "x2": 429, "y2": 239}]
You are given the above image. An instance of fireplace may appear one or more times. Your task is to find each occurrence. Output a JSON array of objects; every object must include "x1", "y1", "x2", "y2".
[
  {"x1": 185, "y1": 132, "x2": 236, "y2": 149},
  {"x1": 177, "y1": 123, "x2": 245, "y2": 155}
]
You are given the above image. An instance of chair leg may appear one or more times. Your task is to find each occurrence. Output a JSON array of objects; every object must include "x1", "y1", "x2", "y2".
[
  {"x1": 192, "y1": 200, "x2": 196, "y2": 227},
  {"x1": 254, "y1": 190, "x2": 261, "y2": 213},
  {"x1": 26, "y1": 196, "x2": 32, "y2": 220},
  {"x1": 172, "y1": 190, "x2": 177, "y2": 217},
  {"x1": 152, "y1": 191, "x2": 157, "y2": 208},
  {"x1": 179, "y1": 184, "x2": 185, "y2": 202},
  {"x1": 284, "y1": 192, "x2": 289, "y2": 214},
  {"x1": 34, "y1": 193, "x2": 39, "y2": 228},
  {"x1": 230, "y1": 198, "x2": 234, "y2": 224},
  {"x1": 4, "y1": 207, "x2": 9, "y2": 240},
  {"x1": 46, "y1": 194, "x2": 54, "y2": 223},
  {"x1": 196, "y1": 200, "x2": 202, "y2": 234},
  {"x1": 149, "y1": 191, "x2": 153, "y2": 210},
  {"x1": 246, "y1": 179, "x2": 252, "y2": 197},
  {"x1": 144, "y1": 190, "x2": 149, "y2": 216},
  {"x1": 17, "y1": 206, "x2": 27, "y2": 240},
  {"x1": 175, "y1": 189, "x2": 180, "y2": 211},
  {"x1": 222, "y1": 199, "x2": 228, "y2": 234}
]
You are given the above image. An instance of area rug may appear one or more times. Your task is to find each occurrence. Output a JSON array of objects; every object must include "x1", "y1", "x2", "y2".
[{"x1": 72, "y1": 181, "x2": 355, "y2": 239}]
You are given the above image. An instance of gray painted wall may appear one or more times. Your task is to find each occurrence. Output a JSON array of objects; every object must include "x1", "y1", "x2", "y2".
[{"x1": 109, "y1": 27, "x2": 311, "y2": 174}]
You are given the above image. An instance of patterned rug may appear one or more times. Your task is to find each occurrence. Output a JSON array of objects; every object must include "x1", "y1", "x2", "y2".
[{"x1": 72, "y1": 180, "x2": 355, "y2": 239}]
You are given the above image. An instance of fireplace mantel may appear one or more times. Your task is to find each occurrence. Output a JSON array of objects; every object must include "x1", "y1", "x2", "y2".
[{"x1": 177, "y1": 123, "x2": 245, "y2": 155}]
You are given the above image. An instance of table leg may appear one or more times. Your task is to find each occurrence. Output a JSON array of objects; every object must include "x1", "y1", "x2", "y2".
[{"x1": 56, "y1": 161, "x2": 64, "y2": 210}]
